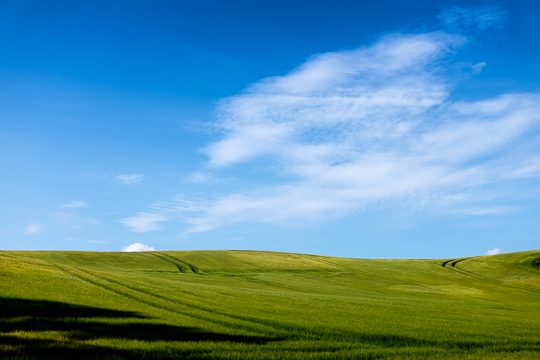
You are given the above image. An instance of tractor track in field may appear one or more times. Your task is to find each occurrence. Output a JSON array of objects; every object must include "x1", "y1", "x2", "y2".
[
  {"x1": 149, "y1": 252, "x2": 199, "y2": 274},
  {"x1": 441, "y1": 257, "x2": 540, "y2": 295},
  {"x1": 84, "y1": 268, "x2": 320, "y2": 337},
  {"x1": 78, "y1": 266, "x2": 282, "y2": 334},
  {"x1": 153, "y1": 252, "x2": 371, "y2": 296},
  {"x1": 155, "y1": 252, "x2": 201, "y2": 274},
  {"x1": 52, "y1": 262, "x2": 327, "y2": 338},
  {"x1": 308, "y1": 256, "x2": 354, "y2": 272},
  {"x1": 441, "y1": 259, "x2": 455, "y2": 267},
  {"x1": 237, "y1": 255, "x2": 354, "y2": 295},
  {"x1": 52, "y1": 263, "x2": 280, "y2": 335},
  {"x1": 144, "y1": 253, "x2": 294, "y2": 304},
  {"x1": 240, "y1": 256, "x2": 388, "y2": 296},
  {"x1": 52, "y1": 263, "x2": 213, "y2": 324},
  {"x1": 441, "y1": 258, "x2": 471, "y2": 268},
  {"x1": 311, "y1": 256, "x2": 439, "y2": 293},
  {"x1": 239, "y1": 275, "x2": 323, "y2": 295}
]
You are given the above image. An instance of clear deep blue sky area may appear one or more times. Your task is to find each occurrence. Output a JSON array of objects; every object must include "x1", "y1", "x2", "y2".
[{"x1": 1, "y1": 0, "x2": 539, "y2": 258}]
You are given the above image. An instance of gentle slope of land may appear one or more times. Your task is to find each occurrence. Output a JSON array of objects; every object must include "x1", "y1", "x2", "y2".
[{"x1": 1, "y1": 249, "x2": 539, "y2": 359}]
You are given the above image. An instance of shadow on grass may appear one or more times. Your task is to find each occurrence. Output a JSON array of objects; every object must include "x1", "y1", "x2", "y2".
[
  {"x1": 0, "y1": 297, "x2": 147, "y2": 319},
  {"x1": 2, "y1": 297, "x2": 538, "y2": 359},
  {"x1": 0, "y1": 297, "x2": 276, "y2": 359}
]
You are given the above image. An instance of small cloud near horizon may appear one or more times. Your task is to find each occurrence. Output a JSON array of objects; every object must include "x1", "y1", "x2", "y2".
[
  {"x1": 121, "y1": 242, "x2": 155, "y2": 252},
  {"x1": 88, "y1": 240, "x2": 108, "y2": 244},
  {"x1": 120, "y1": 212, "x2": 168, "y2": 233},
  {"x1": 486, "y1": 248, "x2": 502, "y2": 255},
  {"x1": 114, "y1": 174, "x2": 144, "y2": 185},
  {"x1": 25, "y1": 223, "x2": 42, "y2": 235},
  {"x1": 60, "y1": 200, "x2": 88, "y2": 209}
]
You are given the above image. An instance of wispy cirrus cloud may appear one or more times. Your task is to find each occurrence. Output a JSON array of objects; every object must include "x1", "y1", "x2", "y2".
[
  {"x1": 456, "y1": 206, "x2": 513, "y2": 217},
  {"x1": 60, "y1": 200, "x2": 88, "y2": 209},
  {"x1": 175, "y1": 34, "x2": 540, "y2": 232},
  {"x1": 121, "y1": 9, "x2": 540, "y2": 234},
  {"x1": 114, "y1": 174, "x2": 144, "y2": 185},
  {"x1": 120, "y1": 212, "x2": 168, "y2": 233},
  {"x1": 206, "y1": 32, "x2": 463, "y2": 168},
  {"x1": 439, "y1": 5, "x2": 506, "y2": 31}
]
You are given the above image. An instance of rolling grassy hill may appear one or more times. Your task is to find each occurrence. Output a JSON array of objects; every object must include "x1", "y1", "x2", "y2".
[{"x1": 0, "y1": 249, "x2": 539, "y2": 359}]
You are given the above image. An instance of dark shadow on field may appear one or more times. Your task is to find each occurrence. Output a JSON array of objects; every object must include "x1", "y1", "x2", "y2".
[
  {"x1": 0, "y1": 297, "x2": 276, "y2": 359},
  {"x1": 0, "y1": 297, "x2": 147, "y2": 319},
  {"x1": 2, "y1": 298, "x2": 539, "y2": 359}
]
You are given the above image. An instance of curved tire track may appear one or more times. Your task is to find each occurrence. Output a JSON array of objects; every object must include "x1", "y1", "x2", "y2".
[
  {"x1": 65, "y1": 264, "x2": 324, "y2": 337},
  {"x1": 53, "y1": 263, "x2": 278, "y2": 335},
  {"x1": 58, "y1": 264, "x2": 334, "y2": 340},
  {"x1": 441, "y1": 257, "x2": 540, "y2": 295},
  {"x1": 149, "y1": 252, "x2": 194, "y2": 274},
  {"x1": 157, "y1": 253, "x2": 201, "y2": 274}
]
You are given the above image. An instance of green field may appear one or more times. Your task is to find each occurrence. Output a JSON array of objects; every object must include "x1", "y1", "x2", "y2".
[{"x1": 0, "y1": 250, "x2": 539, "y2": 359}]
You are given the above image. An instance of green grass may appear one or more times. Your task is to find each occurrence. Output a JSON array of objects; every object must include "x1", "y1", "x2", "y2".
[{"x1": 0, "y1": 249, "x2": 539, "y2": 359}]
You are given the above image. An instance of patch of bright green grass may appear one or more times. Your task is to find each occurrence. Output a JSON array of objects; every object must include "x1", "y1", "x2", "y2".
[{"x1": 1, "y1": 249, "x2": 539, "y2": 359}]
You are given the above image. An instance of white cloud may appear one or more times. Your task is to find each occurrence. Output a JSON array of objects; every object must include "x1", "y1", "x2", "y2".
[
  {"x1": 25, "y1": 223, "x2": 41, "y2": 235},
  {"x1": 187, "y1": 171, "x2": 216, "y2": 184},
  {"x1": 121, "y1": 242, "x2": 155, "y2": 252},
  {"x1": 124, "y1": 17, "x2": 540, "y2": 233},
  {"x1": 60, "y1": 200, "x2": 88, "y2": 209},
  {"x1": 172, "y1": 32, "x2": 539, "y2": 232},
  {"x1": 85, "y1": 218, "x2": 100, "y2": 225},
  {"x1": 510, "y1": 156, "x2": 540, "y2": 177},
  {"x1": 439, "y1": 5, "x2": 506, "y2": 31},
  {"x1": 114, "y1": 174, "x2": 144, "y2": 185},
  {"x1": 120, "y1": 212, "x2": 168, "y2": 233},
  {"x1": 206, "y1": 32, "x2": 463, "y2": 168},
  {"x1": 457, "y1": 207, "x2": 512, "y2": 217},
  {"x1": 486, "y1": 248, "x2": 502, "y2": 256}
]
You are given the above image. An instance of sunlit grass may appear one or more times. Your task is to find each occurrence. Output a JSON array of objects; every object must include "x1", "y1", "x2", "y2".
[{"x1": 1, "y1": 250, "x2": 539, "y2": 359}]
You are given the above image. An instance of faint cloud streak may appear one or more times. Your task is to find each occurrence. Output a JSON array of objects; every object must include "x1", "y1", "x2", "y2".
[
  {"x1": 60, "y1": 200, "x2": 88, "y2": 209},
  {"x1": 25, "y1": 223, "x2": 42, "y2": 235},
  {"x1": 439, "y1": 5, "x2": 506, "y2": 31},
  {"x1": 120, "y1": 212, "x2": 168, "y2": 233},
  {"x1": 114, "y1": 174, "x2": 144, "y2": 185}
]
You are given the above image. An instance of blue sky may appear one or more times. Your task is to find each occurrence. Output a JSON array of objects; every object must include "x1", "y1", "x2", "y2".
[{"x1": 1, "y1": 0, "x2": 539, "y2": 258}]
